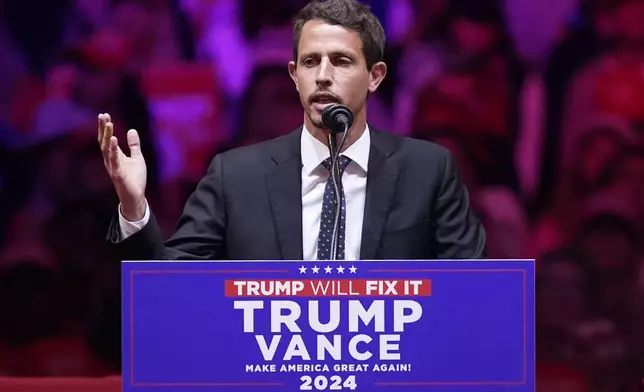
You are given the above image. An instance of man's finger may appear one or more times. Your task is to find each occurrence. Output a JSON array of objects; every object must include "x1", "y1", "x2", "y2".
[
  {"x1": 102, "y1": 122, "x2": 115, "y2": 152},
  {"x1": 98, "y1": 114, "x2": 113, "y2": 146},
  {"x1": 108, "y1": 136, "x2": 121, "y2": 174},
  {"x1": 97, "y1": 113, "x2": 104, "y2": 144},
  {"x1": 127, "y1": 129, "x2": 142, "y2": 157}
]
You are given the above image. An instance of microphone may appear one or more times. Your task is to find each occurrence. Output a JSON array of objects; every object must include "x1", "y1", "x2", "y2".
[
  {"x1": 321, "y1": 104, "x2": 354, "y2": 260},
  {"x1": 322, "y1": 104, "x2": 354, "y2": 134}
]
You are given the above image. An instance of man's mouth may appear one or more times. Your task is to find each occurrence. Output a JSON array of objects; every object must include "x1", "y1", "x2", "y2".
[{"x1": 310, "y1": 94, "x2": 340, "y2": 111}]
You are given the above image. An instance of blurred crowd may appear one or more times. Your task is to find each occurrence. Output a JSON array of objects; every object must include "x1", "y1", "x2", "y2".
[{"x1": 0, "y1": 0, "x2": 644, "y2": 390}]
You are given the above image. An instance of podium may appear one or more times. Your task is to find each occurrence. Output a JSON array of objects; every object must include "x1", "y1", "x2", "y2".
[{"x1": 122, "y1": 259, "x2": 535, "y2": 391}]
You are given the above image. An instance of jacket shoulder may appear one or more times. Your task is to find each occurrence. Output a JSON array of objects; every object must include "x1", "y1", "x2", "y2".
[
  {"x1": 370, "y1": 128, "x2": 450, "y2": 161},
  {"x1": 207, "y1": 130, "x2": 300, "y2": 173}
]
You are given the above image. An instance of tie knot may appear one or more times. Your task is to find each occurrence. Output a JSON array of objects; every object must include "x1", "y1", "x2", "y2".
[{"x1": 322, "y1": 155, "x2": 351, "y2": 173}]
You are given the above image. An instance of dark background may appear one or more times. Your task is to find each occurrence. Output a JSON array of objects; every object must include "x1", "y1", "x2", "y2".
[{"x1": 1, "y1": 0, "x2": 644, "y2": 390}]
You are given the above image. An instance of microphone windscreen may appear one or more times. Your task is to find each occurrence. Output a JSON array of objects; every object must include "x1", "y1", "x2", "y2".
[{"x1": 322, "y1": 104, "x2": 354, "y2": 133}]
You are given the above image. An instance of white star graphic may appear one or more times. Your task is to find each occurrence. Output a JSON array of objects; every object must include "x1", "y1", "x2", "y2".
[
  {"x1": 311, "y1": 265, "x2": 320, "y2": 274},
  {"x1": 336, "y1": 265, "x2": 345, "y2": 274},
  {"x1": 299, "y1": 265, "x2": 307, "y2": 274},
  {"x1": 349, "y1": 265, "x2": 357, "y2": 273},
  {"x1": 324, "y1": 265, "x2": 333, "y2": 274}
]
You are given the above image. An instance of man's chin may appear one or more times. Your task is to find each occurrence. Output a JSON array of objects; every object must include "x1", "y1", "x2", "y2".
[{"x1": 306, "y1": 112, "x2": 326, "y2": 129}]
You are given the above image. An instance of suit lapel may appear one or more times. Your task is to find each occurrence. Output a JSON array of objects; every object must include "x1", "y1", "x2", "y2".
[
  {"x1": 265, "y1": 128, "x2": 304, "y2": 260},
  {"x1": 360, "y1": 129, "x2": 401, "y2": 260}
]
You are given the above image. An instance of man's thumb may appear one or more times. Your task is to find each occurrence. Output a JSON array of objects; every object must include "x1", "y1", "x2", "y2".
[{"x1": 127, "y1": 129, "x2": 143, "y2": 156}]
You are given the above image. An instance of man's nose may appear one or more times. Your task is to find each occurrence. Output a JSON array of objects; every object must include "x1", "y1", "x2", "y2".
[{"x1": 315, "y1": 58, "x2": 333, "y2": 86}]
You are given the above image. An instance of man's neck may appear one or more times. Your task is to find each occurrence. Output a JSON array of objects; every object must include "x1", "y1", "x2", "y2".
[{"x1": 305, "y1": 118, "x2": 367, "y2": 152}]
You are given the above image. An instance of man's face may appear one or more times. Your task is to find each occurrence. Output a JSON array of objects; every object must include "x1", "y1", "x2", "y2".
[{"x1": 288, "y1": 20, "x2": 385, "y2": 130}]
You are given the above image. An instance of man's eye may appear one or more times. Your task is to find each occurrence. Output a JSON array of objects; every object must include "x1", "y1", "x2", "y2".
[{"x1": 302, "y1": 58, "x2": 315, "y2": 66}]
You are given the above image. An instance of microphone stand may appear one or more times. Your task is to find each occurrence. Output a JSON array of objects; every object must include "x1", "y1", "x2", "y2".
[{"x1": 327, "y1": 123, "x2": 350, "y2": 261}]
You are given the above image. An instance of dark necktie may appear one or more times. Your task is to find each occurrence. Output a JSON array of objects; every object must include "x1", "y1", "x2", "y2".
[{"x1": 317, "y1": 155, "x2": 352, "y2": 260}]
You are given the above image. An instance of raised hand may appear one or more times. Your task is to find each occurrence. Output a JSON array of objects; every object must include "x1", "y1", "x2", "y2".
[{"x1": 98, "y1": 113, "x2": 148, "y2": 221}]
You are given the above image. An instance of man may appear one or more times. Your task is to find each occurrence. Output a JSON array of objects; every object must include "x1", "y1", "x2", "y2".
[{"x1": 99, "y1": 0, "x2": 486, "y2": 261}]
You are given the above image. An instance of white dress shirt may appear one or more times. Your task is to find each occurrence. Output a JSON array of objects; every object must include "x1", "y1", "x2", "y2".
[
  {"x1": 118, "y1": 126, "x2": 371, "y2": 260},
  {"x1": 300, "y1": 125, "x2": 369, "y2": 260}
]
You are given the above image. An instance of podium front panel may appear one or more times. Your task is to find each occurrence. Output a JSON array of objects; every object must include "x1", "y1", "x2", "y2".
[{"x1": 122, "y1": 260, "x2": 535, "y2": 391}]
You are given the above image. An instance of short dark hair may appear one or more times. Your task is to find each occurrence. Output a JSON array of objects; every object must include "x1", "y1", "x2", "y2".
[{"x1": 292, "y1": 0, "x2": 386, "y2": 69}]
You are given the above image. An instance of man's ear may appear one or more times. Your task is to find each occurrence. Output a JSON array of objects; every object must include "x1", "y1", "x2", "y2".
[
  {"x1": 368, "y1": 61, "x2": 387, "y2": 93},
  {"x1": 288, "y1": 61, "x2": 298, "y2": 91}
]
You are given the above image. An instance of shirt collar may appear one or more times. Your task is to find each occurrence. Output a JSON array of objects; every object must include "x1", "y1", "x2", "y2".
[{"x1": 301, "y1": 123, "x2": 370, "y2": 176}]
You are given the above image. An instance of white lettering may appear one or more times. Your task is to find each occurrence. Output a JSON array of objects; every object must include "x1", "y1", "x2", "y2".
[
  {"x1": 393, "y1": 301, "x2": 422, "y2": 332},
  {"x1": 234, "y1": 301, "x2": 263, "y2": 332},
  {"x1": 348, "y1": 300, "x2": 385, "y2": 332}
]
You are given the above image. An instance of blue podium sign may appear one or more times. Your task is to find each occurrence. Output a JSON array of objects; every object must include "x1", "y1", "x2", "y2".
[{"x1": 122, "y1": 260, "x2": 535, "y2": 391}]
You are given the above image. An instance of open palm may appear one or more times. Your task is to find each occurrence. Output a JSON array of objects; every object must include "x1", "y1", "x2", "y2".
[{"x1": 98, "y1": 113, "x2": 148, "y2": 220}]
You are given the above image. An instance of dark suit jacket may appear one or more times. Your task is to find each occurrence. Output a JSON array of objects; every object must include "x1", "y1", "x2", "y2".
[{"x1": 107, "y1": 127, "x2": 486, "y2": 260}]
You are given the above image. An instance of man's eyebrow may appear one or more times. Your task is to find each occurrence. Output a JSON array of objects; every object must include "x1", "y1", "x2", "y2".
[
  {"x1": 298, "y1": 51, "x2": 316, "y2": 59},
  {"x1": 299, "y1": 50, "x2": 357, "y2": 59}
]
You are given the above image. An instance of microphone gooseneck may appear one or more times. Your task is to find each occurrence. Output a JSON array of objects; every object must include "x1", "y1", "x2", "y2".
[
  {"x1": 321, "y1": 104, "x2": 353, "y2": 260},
  {"x1": 327, "y1": 131, "x2": 341, "y2": 261}
]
